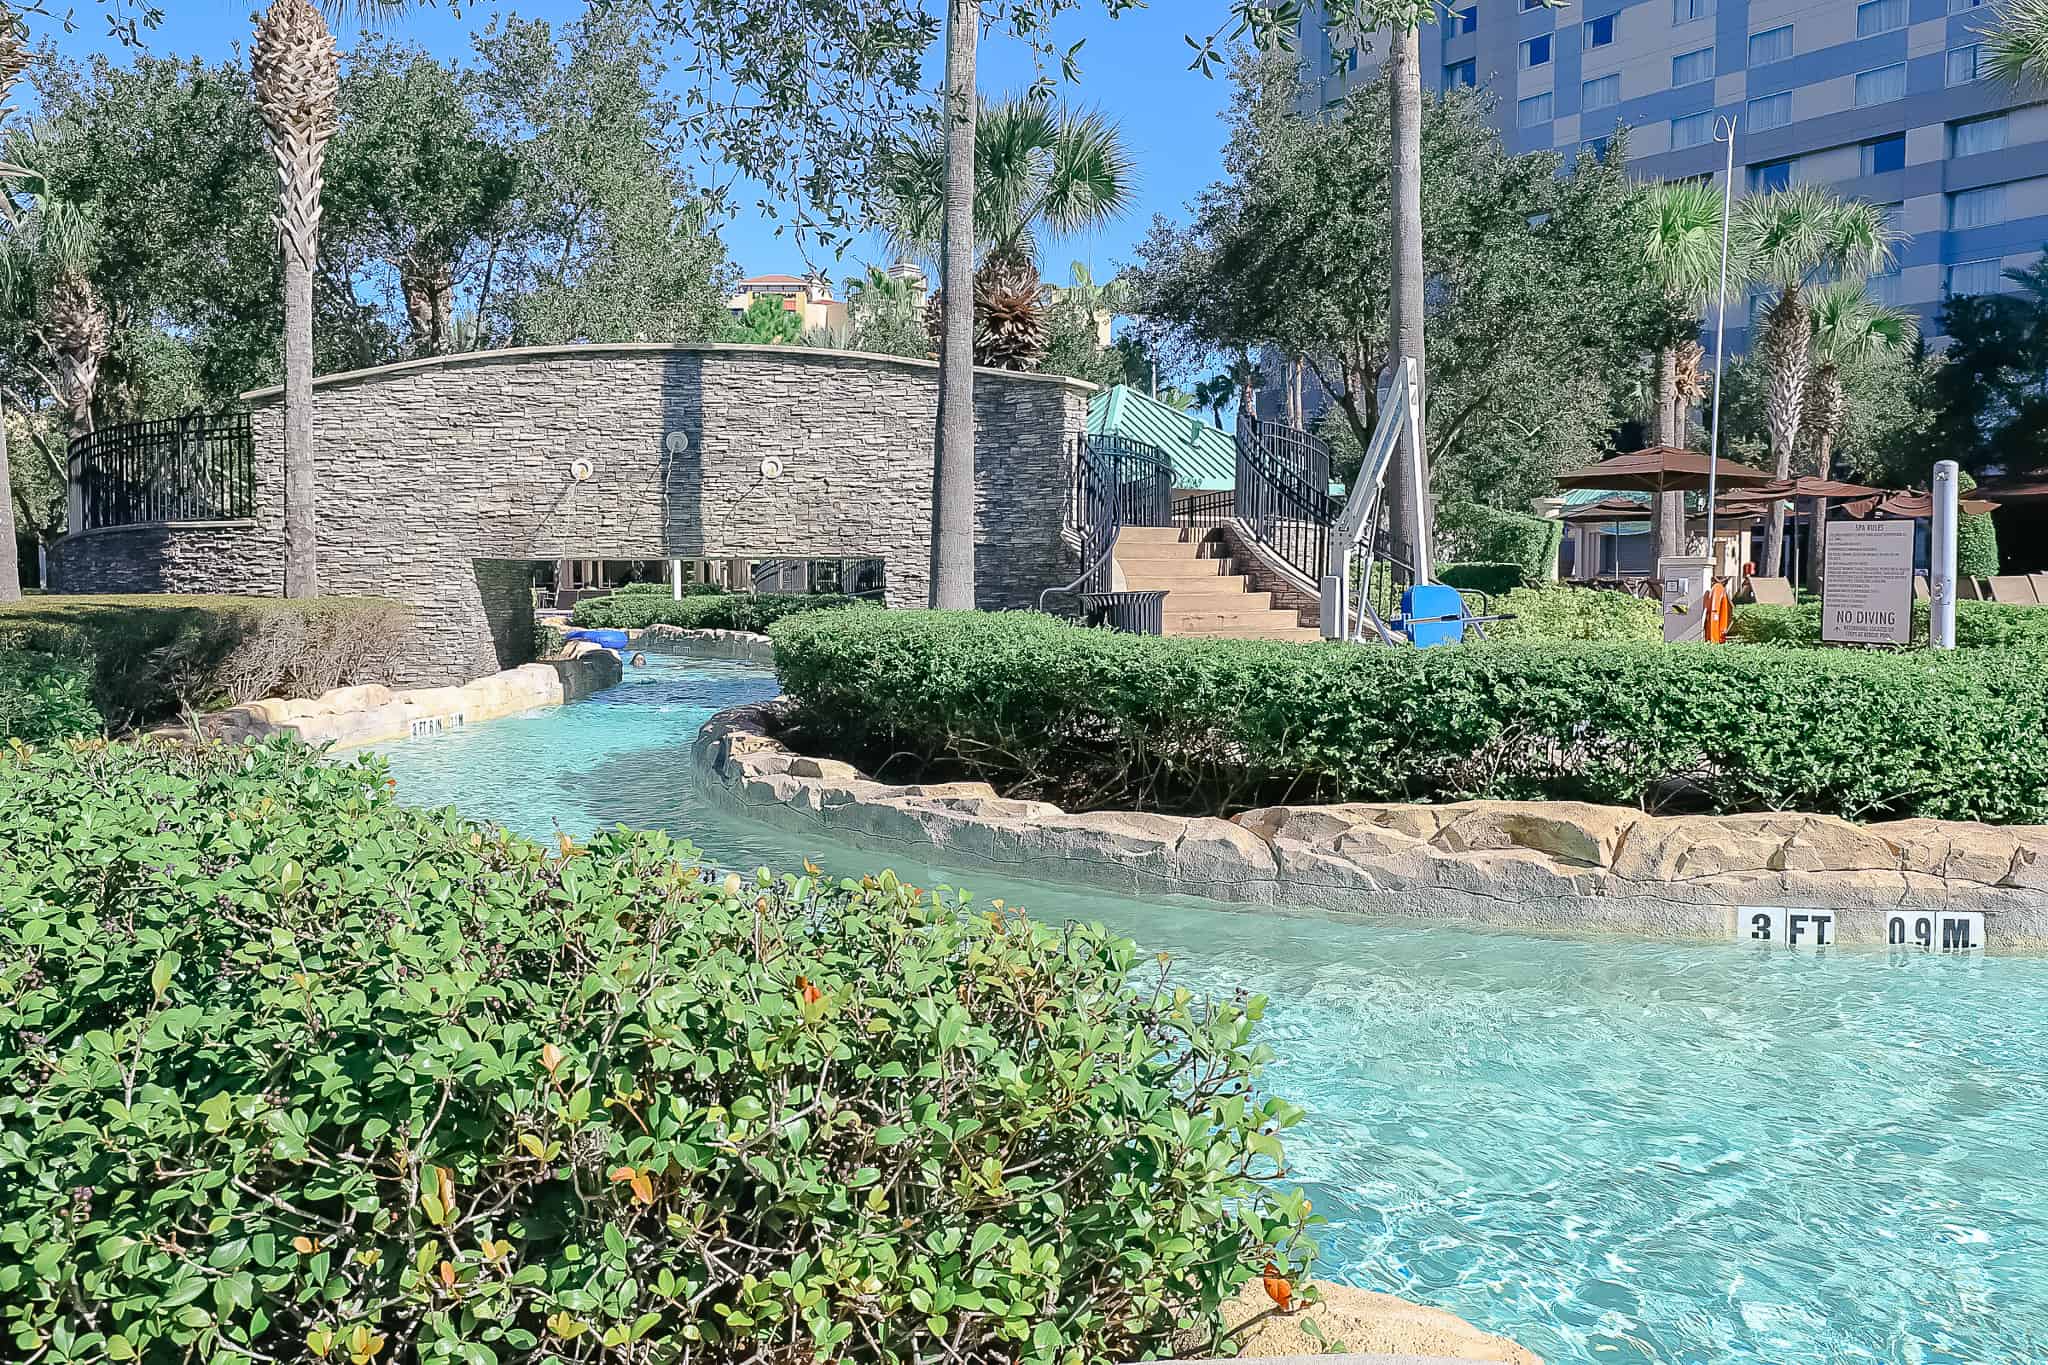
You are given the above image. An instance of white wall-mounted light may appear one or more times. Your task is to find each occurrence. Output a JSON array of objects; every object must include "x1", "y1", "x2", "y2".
[
  {"x1": 570, "y1": 457, "x2": 596, "y2": 482},
  {"x1": 665, "y1": 430, "x2": 692, "y2": 456},
  {"x1": 760, "y1": 456, "x2": 784, "y2": 480}
]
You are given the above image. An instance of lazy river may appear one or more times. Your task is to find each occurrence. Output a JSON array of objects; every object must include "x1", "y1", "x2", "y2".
[{"x1": 376, "y1": 648, "x2": 2048, "y2": 1365}]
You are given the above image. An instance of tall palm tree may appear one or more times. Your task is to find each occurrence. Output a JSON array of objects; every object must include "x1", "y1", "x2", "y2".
[
  {"x1": 0, "y1": 0, "x2": 28, "y2": 601},
  {"x1": 930, "y1": 0, "x2": 976, "y2": 610},
  {"x1": 1641, "y1": 179, "x2": 1733, "y2": 565},
  {"x1": 1385, "y1": 17, "x2": 1431, "y2": 575},
  {"x1": 891, "y1": 96, "x2": 1135, "y2": 372},
  {"x1": 1982, "y1": 0, "x2": 2048, "y2": 83},
  {"x1": 1801, "y1": 281, "x2": 1918, "y2": 590},
  {"x1": 1193, "y1": 374, "x2": 1235, "y2": 426},
  {"x1": 1734, "y1": 185, "x2": 1898, "y2": 577}
]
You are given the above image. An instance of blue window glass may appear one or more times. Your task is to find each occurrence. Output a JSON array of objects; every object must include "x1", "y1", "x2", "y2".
[
  {"x1": 1445, "y1": 59, "x2": 1477, "y2": 89},
  {"x1": 1584, "y1": 14, "x2": 1615, "y2": 47},
  {"x1": 1861, "y1": 135, "x2": 1905, "y2": 174},
  {"x1": 1458, "y1": 6, "x2": 1478, "y2": 32},
  {"x1": 1523, "y1": 34, "x2": 1553, "y2": 67},
  {"x1": 1751, "y1": 160, "x2": 1793, "y2": 192}
]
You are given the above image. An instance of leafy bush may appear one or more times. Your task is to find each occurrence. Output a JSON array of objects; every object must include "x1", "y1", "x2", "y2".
[
  {"x1": 0, "y1": 648, "x2": 101, "y2": 740},
  {"x1": 1437, "y1": 562, "x2": 1529, "y2": 596},
  {"x1": 0, "y1": 739, "x2": 1310, "y2": 1365},
  {"x1": 1958, "y1": 472, "x2": 2002, "y2": 576},
  {"x1": 1435, "y1": 502, "x2": 1561, "y2": 582},
  {"x1": 611, "y1": 581, "x2": 676, "y2": 596},
  {"x1": 1481, "y1": 584, "x2": 1661, "y2": 642},
  {"x1": 1730, "y1": 599, "x2": 2048, "y2": 650},
  {"x1": 571, "y1": 591, "x2": 863, "y2": 634},
  {"x1": 772, "y1": 608, "x2": 2048, "y2": 822},
  {"x1": 0, "y1": 595, "x2": 409, "y2": 731},
  {"x1": 532, "y1": 620, "x2": 567, "y2": 660}
]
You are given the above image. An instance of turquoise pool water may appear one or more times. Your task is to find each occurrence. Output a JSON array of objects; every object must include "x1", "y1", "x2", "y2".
[{"x1": 378, "y1": 650, "x2": 2048, "y2": 1365}]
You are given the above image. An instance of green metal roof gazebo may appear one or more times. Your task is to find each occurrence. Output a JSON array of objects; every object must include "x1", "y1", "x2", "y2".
[{"x1": 1086, "y1": 385, "x2": 1235, "y2": 491}]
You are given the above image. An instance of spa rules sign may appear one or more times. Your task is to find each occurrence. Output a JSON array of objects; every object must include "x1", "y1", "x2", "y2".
[{"x1": 1821, "y1": 520, "x2": 1915, "y2": 645}]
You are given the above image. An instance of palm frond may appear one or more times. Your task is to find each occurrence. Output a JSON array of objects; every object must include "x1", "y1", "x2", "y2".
[
  {"x1": 1643, "y1": 178, "x2": 1731, "y2": 302},
  {"x1": 1808, "y1": 279, "x2": 1919, "y2": 366},
  {"x1": 1736, "y1": 183, "x2": 1903, "y2": 289},
  {"x1": 1981, "y1": 0, "x2": 2048, "y2": 84}
]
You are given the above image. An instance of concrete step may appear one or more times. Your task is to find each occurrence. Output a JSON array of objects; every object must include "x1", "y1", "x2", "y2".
[
  {"x1": 1158, "y1": 588, "x2": 1274, "y2": 611},
  {"x1": 1116, "y1": 525, "x2": 1201, "y2": 546},
  {"x1": 1116, "y1": 556, "x2": 1238, "y2": 580},
  {"x1": 1167, "y1": 623, "x2": 1324, "y2": 642},
  {"x1": 1113, "y1": 541, "x2": 1212, "y2": 563},
  {"x1": 1163, "y1": 607, "x2": 1311, "y2": 633}
]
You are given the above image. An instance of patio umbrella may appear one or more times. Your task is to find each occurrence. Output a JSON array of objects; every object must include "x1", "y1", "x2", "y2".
[
  {"x1": 1841, "y1": 489, "x2": 1998, "y2": 518},
  {"x1": 1716, "y1": 476, "x2": 1893, "y2": 587},
  {"x1": 1555, "y1": 446, "x2": 1776, "y2": 495}
]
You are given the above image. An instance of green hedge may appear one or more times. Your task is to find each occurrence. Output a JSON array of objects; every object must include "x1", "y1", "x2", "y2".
[
  {"x1": 1480, "y1": 585, "x2": 1662, "y2": 642},
  {"x1": 0, "y1": 648, "x2": 100, "y2": 740},
  {"x1": 571, "y1": 590, "x2": 863, "y2": 633},
  {"x1": 1437, "y1": 562, "x2": 1529, "y2": 596},
  {"x1": 771, "y1": 608, "x2": 2048, "y2": 823},
  {"x1": 0, "y1": 738, "x2": 1310, "y2": 1364},
  {"x1": 1729, "y1": 600, "x2": 2048, "y2": 650},
  {"x1": 0, "y1": 595, "x2": 409, "y2": 733},
  {"x1": 1958, "y1": 473, "x2": 2002, "y2": 575},
  {"x1": 1435, "y1": 502, "x2": 1561, "y2": 582}
]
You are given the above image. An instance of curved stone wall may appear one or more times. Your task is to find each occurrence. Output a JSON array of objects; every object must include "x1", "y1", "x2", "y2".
[{"x1": 53, "y1": 345, "x2": 1091, "y2": 684}]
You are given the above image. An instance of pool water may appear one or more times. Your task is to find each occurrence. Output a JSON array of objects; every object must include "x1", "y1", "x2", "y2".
[{"x1": 378, "y1": 650, "x2": 2048, "y2": 1365}]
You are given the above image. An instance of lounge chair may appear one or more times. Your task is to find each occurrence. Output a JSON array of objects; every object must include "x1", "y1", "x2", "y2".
[
  {"x1": 1959, "y1": 576, "x2": 1985, "y2": 601},
  {"x1": 1914, "y1": 575, "x2": 1930, "y2": 601},
  {"x1": 1987, "y1": 576, "x2": 2040, "y2": 605},
  {"x1": 1744, "y1": 575, "x2": 1797, "y2": 606},
  {"x1": 2031, "y1": 573, "x2": 2048, "y2": 604}
]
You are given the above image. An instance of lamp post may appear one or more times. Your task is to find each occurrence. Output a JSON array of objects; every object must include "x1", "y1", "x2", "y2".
[{"x1": 1705, "y1": 114, "x2": 1738, "y2": 570}]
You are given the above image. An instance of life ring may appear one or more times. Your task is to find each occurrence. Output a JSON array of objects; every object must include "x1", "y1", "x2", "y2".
[{"x1": 1704, "y1": 580, "x2": 1732, "y2": 643}]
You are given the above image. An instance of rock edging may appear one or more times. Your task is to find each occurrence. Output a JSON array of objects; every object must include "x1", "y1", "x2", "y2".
[
  {"x1": 197, "y1": 642, "x2": 623, "y2": 750},
  {"x1": 640, "y1": 626, "x2": 774, "y2": 661},
  {"x1": 693, "y1": 701, "x2": 2048, "y2": 949}
]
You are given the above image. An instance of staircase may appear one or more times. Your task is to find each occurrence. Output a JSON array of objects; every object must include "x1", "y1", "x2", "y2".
[{"x1": 1112, "y1": 527, "x2": 1320, "y2": 642}]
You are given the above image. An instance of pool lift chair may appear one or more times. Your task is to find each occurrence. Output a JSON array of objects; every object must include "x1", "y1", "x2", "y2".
[{"x1": 1319, "y1": 359, "x2": 1513, "y2": 648}]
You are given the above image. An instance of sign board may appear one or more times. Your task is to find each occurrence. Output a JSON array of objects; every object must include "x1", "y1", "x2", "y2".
[
  {"x1": 1886, "y1": 909, "x2": 1985, "y2": 953},
  {"x1": 1736, "y1": 905, "x2": 1836, "y2": 948},
  {"x1": 1821, "y1": 520, "x2": 1915, "y2": 645},
  {"x1": 1660, "y1": 556, "x2": 1711, "y2": 644}
]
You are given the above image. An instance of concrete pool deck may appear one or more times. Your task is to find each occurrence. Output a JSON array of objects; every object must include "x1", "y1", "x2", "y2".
[{"x1": 693, "y1": 698, "x2": 2048, "y2": 950}]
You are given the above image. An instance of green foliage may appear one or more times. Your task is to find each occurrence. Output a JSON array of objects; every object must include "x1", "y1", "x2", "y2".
[
  {"x1": 1479, "y1": 585, "x2": 1662, "y2": 642},
  {"x1": 1730, "y1": 599, "x2": 2048, "y2": 649},
  {"x1": 1958, "y1": 474, "x2": 2003, "y2": 575},
  {"x1": 835, "y1": 266, "x2": 928, "y2": 360},
  {"x1": 0, "y1": 738, "x2": 1309, "y2": 1364},
  {"x1": 532, "y1": 620, "x2": 567, "y2": 660},
  {"x1": 1435, "y1": 502, "x2": 1561, "y2": 582},
  {"x1": 773, "y1": 609, "x2": 2048, "y2": 822},
  {"x1": 612, "y1": 581, "x2": 680, "y2": 595},
  {"x1": 0, "y1": 648, "x2": 100, "y2": 740},
  {"x1": 1128, "y1": 56, "x2": 1671, "y2": 509},
  {"x1": 569, "y1": 591, "x2": 859, "y2": 633},
  {"x1": 0, "y1": 595, "x2": 408, "y2": 732},
  {"x1": 1437, "y1": 563, "x2": 1530, "y2": 596},
  {"x1": 726, "y1": 294, "x2": 804, "y2": 346}
]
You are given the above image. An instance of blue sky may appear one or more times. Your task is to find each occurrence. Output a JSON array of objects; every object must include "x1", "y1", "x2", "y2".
[{"x1": 42, "y1": 1, "x2": 1243, "y2": 288}]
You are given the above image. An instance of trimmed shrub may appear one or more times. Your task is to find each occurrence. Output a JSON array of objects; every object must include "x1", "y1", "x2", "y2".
[
  {"x1": 571, "y1": 590, "x2": 863, "y2": 634},
  {"x1": 1958, "y1": 472, "x2": 2002, "y2": 576},
  {"x1": 0, "y1": 648, "x2": 100, "y2": 740},
  {"x1": 772, "y1": 608, "x2": 2048, "y2": 823},
  {"x1": 1435, "y1": 502, "x2": 1562, "y2": 582},
  {"x1": 0, "y1": 739, "x2": 1311, "y2": 1364},
  {"x1": 1481, "y1": 585, "x2": 1662, "y2": 642},
  {"x1": 1729, "y1": 600, "x2": 2048, "y2": 650},
  {"x1": 611, "y1": 581, "x2": 676, "y2": 595},
  {"x1": 0, "y1": 595, "x2": 409, "y2": 732},
  {"x1": 1437, "y1": 562, "x2": 1529, "y2": 596}
]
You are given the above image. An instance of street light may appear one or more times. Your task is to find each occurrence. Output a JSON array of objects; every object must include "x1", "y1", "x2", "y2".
[{"x1": 1705, "y1": 114, "x2": 1738, "y2": 570}]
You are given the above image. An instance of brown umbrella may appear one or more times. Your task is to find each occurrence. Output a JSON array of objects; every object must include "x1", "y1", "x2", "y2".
[
  {"x1": 1556, "y1": 446, "x2": 1776, "y2": 494},
  {"x1": 1841, "y1": 489, "x2": 1998, "y2": 518},
  {"x1": 1718, "y1": 475, "x2": 1888, "y2": 504}
]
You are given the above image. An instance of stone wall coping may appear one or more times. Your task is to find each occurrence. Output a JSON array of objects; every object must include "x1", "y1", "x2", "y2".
[
  {"x1": 62, "y1": 518, "x2": 259, "y2": 541},
  {"x1": 239, "y1": 342, "x2": 1101, "y2": 405},
  {"x1": 691, "y1": 700, "x2": 2048, "y2": 951}
]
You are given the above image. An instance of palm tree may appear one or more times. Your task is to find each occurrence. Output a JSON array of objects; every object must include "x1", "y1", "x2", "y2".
[
  {"x1": 1733, "y1": 185, "x2": 1899, "y2": 577},
  {"x1": 890, "y1": 95, "x2": 1135, "y2": 372},
  {"x1": 1385, "y1": 18, "x2": 1431, "y2": 575},
  {"x1": 930, "y1": 0, "x2": 976, "y2": 611},
  {"x1": 1982, "y1": 0, "x2": 2048, "y2": 83},
  {"x1": 1641, "y1": 179, "x2": 1733, "y2": 564},
  {"x1": 841, "y1": 265, "x2": 926, "y2": 358},
  {"x1": 0, "y1": 0, "x2": 28, "y2": 601},
  {"x1": 1801, "y1": 281, "x2": 1918, "y2": 591},
  {"x1": 1193, "y1": 374, "x2": 1235, "y2": 426}
]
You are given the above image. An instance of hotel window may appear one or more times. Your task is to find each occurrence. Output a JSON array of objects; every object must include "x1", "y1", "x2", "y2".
[
  {"x1": 1672, "y1": 47, "x2": 1714, "y2": 85},
  {"x1": 1749, "y1": 25, "x2": 1793, "y2": 64},
  {"x1": 1751, "y1": 160, "x2": 1793, "y2": 192},
  {"x1": 1673, "y1": 0, "x2": 1713, "y2": 22},
  {"x1": 1583, "y1": 73, "x2": 1620, "y2": 110},
  {"x1": 1457, "y1": 5, "x2": 1479, "y2": 32},
  {"x1": 1947, "y1": 259, "x2": 2004, "y2": 295},
  {"x1": 1949, "y1": 184, "x2": 2005, "y2": 229},
  {"x1": 1855, "y1": 63, "x2": 1906, "y2": 105},
  {"x1": 1747, "y1": 92, "x2": 1792, "y2": 130},
  {"x1": 1523, "y1": 34, "x2": 1553, "y2": 67},
  {"x1": 1856, "y1": 0, "x2": 1907, "y2": 36},
  {"x1": 1445, "y1": 59, "x2": 1477, "y2": 88},
  {"x1": 1948, "y1": 0, "x2": 1986, "y2": 11},
  {"x1": 1861, "y1": 134, "x2": 1905, "y2": 174},
  {"x1": 1671, "y1": 111, "x2": 1713, "y2": 148},
  {"x1": 1873, "y1": 263, "x2": 1905, "y2": 305},
  {"x1": 1584, "y1": 13, "x2": 1615, "y2": 47},
  {"x1": 1584, "y1": 134, "x2": 1613, "y2": 159},
  {"x1": 1948, "y1": 45, "x2": 1984, "y2": 84},
  {"x1": 1952, "y1": 113, "x2": 2009, "y2": 156},
  {"x1": 1521, "y1": 0, "x2": 1541, "y2": 11},
  {"x1": 1518, "y1": 91, "x2": 1555, "y2": 126}
]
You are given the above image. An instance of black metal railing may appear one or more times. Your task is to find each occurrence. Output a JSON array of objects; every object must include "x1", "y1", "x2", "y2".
[
  {"x1": 1173, "y1": 489, "x2": 1235, "y2": 529},
  {"x1": 1081, "y1": 589, "x2": 1167, "y2": 634},
  {"x1": 1235, "y1": 415, "x2": 1336, "y2": 590},
  {"x1": 1043, "y1": 434, "x2": 1173, "y2": 623},
  {"x1": 72, "y1": 411, "x2": 255, "y2": 531}
]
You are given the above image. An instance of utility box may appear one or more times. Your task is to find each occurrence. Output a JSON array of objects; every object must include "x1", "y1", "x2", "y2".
[{"x1": 1659, "y1": 556, "x2": 1712, "y2": 644}]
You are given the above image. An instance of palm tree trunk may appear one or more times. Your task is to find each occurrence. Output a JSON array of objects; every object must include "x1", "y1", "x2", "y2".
[
  {"x1": 928, "y1": 0, "x2": 977, "y2": 610},
  {"x1": 1652, "y1": 345, "x2": 1686, "y2": 566},
  {"x1": 282, "y1": 233, "x2": 319, "y2": 598},
  {"x1": 1758, "y1": 284, "x2": 1808, "y2": 579},
  {"x1": 1810, "y1": 438, "x2": 1834, "y2": 595},
  {"x1": 0, "y1": 397, "x2": 20, "y2": 600},
  {"x1": 1386, "y1": 24, "x2": 1432, "y2": 577}
]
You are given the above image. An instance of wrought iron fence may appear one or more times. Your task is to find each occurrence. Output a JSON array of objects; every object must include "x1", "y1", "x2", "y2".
[
  {"x1": 1043, "y1": 434, "x2": 1174, "y2": 618},
  {"x1": 1234, "y1": 416, "x2": 1336, "y2": 590},
  {"x1": 1173, "y1": 489, "x2": 1235, "y2": 529},
  {"x1": 72, "y1": 411, "x2": 255, "y2": 531},
  {"x1": 1080, "y1": 589, "x2": 1167, "y2": 635}
]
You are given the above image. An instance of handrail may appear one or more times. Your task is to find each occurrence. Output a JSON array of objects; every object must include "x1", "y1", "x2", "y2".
[
  {"x1": 1039, "y1": 434, "x2": 1174, "y2": 619},
  {"x1": 70, "y1": 409, "x2": 255, "y2": 531},
  {"x1": 1233, "y1": 416, "x2": 1336, "y2": 593},
  {"x1": 1321, "y1": 358, "x2": 1429, "y2": 642}
]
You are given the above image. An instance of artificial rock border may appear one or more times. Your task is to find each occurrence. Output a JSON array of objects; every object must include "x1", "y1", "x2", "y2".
[
  {"x1": 197, "y1": 642, "x2": 623, "y2": 751},
  {"x1": 694, "y1": 701, "x2": 2048, "y2": 949}
]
